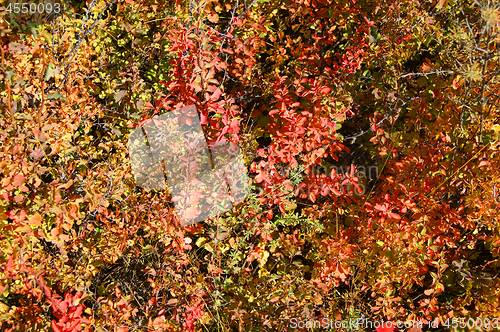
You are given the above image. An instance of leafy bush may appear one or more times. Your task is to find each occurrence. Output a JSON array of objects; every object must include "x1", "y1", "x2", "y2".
[{"x1": 1, "y1": 0, "x2": 500, "y2": 331}]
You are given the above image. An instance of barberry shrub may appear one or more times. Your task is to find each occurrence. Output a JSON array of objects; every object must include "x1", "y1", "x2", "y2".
[{"x1": 1, "y1": 0, "x2": 500, "y2": 331}]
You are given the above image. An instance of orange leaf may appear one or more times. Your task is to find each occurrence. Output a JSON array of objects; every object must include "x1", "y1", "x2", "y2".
[
  {"x1": 269, "y1": 297, "x2": 280, "y2": 303},
  {"x1": 12, "y1": 174, "x2": 25, "y2": 186},
  {"x1": 207, "y1": 12, "x2": 219, "y2": 23},
  {"x1": 28, "y1": 214, "x2": 43, "y2": 226}
]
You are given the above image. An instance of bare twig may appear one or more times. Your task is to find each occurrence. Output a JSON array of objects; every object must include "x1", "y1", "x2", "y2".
[{"x1": 0, "y1": 42, "x2": 16, "y2": 132}]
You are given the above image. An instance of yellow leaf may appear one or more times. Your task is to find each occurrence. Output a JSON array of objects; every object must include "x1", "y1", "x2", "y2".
[
  {"x1": 285, "y1": 201, "x2": 297, "y2": 211},
  {"x1": 220, "y1": 244, "x2": 230, "y2": 255},
  {"x1": 492, "y1": 124, "x2": 500, "y2": 140},
  {"x1": 259, "y1": 250, "x2": 270, "y2": 267},
  {"x1": 196, "y1": 237, "x2": 207, "y2": 247}
]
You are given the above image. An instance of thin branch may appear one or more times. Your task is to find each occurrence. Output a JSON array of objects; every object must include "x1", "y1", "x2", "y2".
[
  {"x1": 398, "y1": 70, "x2": 458, "y2": 78},
  {"x1": 0, "y1": 42, "x2": 16, "y2": 132}
]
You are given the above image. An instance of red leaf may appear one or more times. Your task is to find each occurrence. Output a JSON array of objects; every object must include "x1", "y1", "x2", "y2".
[
  {"x1": 57, "y1": 301, "x2": 68, "y2": 314},
  {"x1": 12, "y1": 174, "x2": 25, "y2": 186},
  {"x1": 388, "y1": 212, "x2": 401, "y2": 220},
  {"x1": 332, "y1": 188, "x2": 342, "y2": 195},
  {"x1": 211, "y1": 87, "x2": 223, "y2": 100},
  {"x1": 71, "y1": 305, "x2": 83, "y2": 319},
  {"x1": 190, "y1": 81, "x2": 202, "y2": 92},
  {"x1": 376, "y1": 322, "x2": 395, "y2": 332},
  {"x1": 320, "y1": 86, "x2": 331, "y2": 95},
  {"x1": 51, "y1": 321, "x2": 63, "y2": 332},
  {"x1": 229, "y1": 119, "x2": 239, "y2": 133},
  {"x1": 5, "y1": 255, "x2": 14, "y2": 273}
]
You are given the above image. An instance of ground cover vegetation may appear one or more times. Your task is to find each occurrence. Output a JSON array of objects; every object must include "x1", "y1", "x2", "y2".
[{"x1": 1, "y1": 0, "x2": 500, "y2": 331}]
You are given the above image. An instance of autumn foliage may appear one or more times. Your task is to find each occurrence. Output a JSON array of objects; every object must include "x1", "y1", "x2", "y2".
[{"x1": 1, "y1": 0, "x2": 500, "y2": 331}]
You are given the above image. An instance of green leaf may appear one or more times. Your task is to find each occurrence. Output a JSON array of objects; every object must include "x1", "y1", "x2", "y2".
[
  {"x1": 416, "y1": 77, "x2": 428, "y2": 87},
  {"x1": 47, "y1": 91, "x2": 67, "y2": 101},
  {"x1": 41, "y1": 31, "x2": 52, "y2": 41},
  {"x1": 6, "y1": 70, "x2": 15, "y2": 81},
  {"x1": 16, "y1": 113, "x2": 33, "y2": 120},
  {"x1": 14, "y1": 78, "x2": 26, "y2": 86},
  {"x1": 257, "y1": 116, "x2": 270, "y2": 127},
  {"x1": 44, "y1": 63, "x2": 56, "y2": 81}
]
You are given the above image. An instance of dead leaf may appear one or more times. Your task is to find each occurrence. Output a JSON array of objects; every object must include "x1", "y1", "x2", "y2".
[{"x1": 167, "y1": 299, "x2": 178, "y2": 305}]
